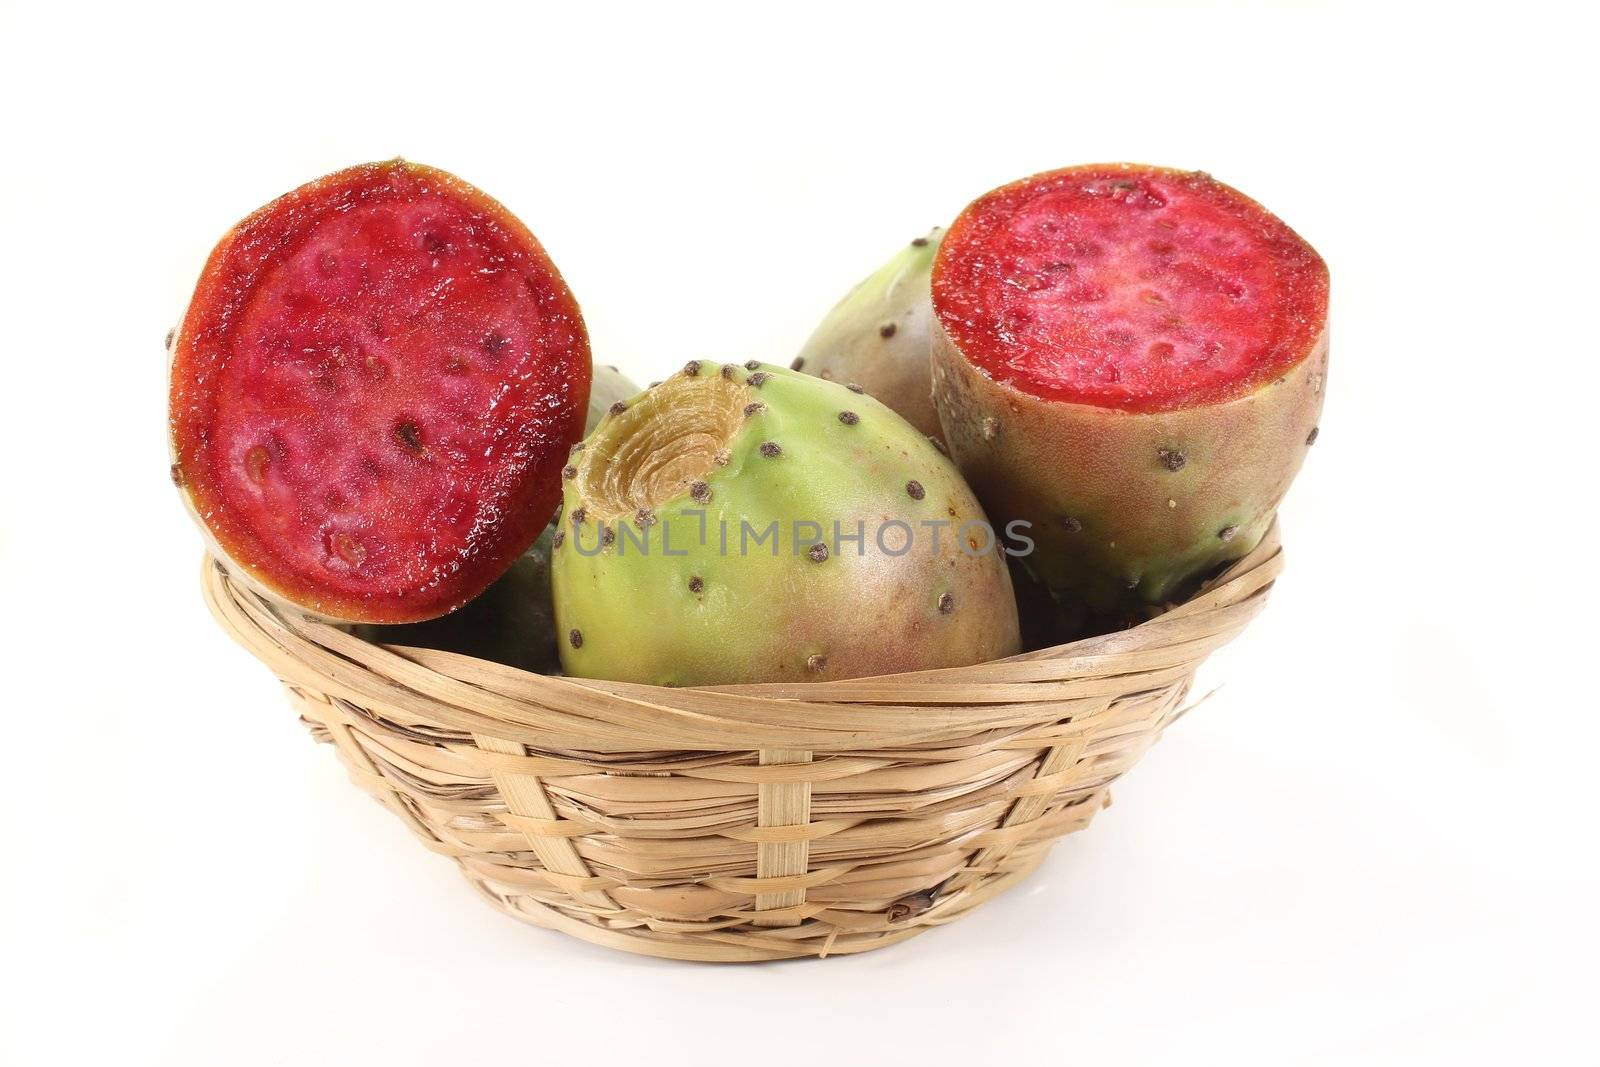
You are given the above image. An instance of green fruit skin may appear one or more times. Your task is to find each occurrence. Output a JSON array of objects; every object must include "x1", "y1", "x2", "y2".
[
  {"x1": 931, "y1": 321, "x2": 1328, "y2": 611},
  {"x1": 585, "y1": 365, "x2": 642, "y2": 434},
  {"x1": 351, "y1": 527, "x2": 560, "y2": 673},
  {"x1": 794, "y1": 229, "x2": 944, "y2": 442},
  {"x1": 552, "y1": 363, "x2": 1020, "y2": 686}
]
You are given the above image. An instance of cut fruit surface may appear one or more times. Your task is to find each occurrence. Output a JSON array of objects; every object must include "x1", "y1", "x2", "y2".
[
  {"x1": 170, "y1": 160, "x2": 590, "y2": 623},
  {"x1": 933, "y1": 164, "x2": 1327, "y2": 412}
]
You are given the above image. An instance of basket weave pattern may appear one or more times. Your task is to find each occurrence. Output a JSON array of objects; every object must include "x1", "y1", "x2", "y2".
[{"x1": 203, "y1": 526, "x2": 1282, "y2": 962}]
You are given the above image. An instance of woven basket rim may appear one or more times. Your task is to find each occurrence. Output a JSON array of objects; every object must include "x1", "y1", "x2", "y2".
[{"x1": 203, "y1": 522, "x2": 1282, "y2": 753}]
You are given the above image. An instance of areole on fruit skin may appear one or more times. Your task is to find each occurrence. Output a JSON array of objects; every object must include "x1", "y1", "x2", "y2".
[
  {"x1": 168, "y1": 159, "x2": 591, "y2": 624},
  {"x1": 933, "y1": 325, "x2": 1326, "y2": 606},
  {"x1": 585, "y1": 364, "x2": 640, "y2": 433},
  {"x1": 793, "y1": 228, "x2": 946, "y2": 442},
  {"x1": 551, "y1": 362, "x2": 1020, "y2": 686},
  {"x1": 930, "y1": 163, "x2": 1329, "y2": 609}
]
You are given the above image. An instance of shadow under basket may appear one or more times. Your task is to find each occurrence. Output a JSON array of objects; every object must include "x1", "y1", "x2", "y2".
[{"x1": 202, "y1": 524, "x2": 1283, "y2": 962}]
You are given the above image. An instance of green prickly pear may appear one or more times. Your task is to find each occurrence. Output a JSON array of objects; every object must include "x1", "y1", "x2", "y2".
[
  {"x1": 793, "y1": 229, "x2": 945, "y2": 443},
  {"x1": 931, "y1": 164, "x2": 1328, "y2": 612},
  {"x1": 551, "y1": 362, "x2": 1020, "y2": 686}
]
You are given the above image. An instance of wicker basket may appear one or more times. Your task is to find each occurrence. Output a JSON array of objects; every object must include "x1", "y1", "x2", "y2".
[{"x1": 201, "y1": 523, "x2": 1283, "y2": 962}]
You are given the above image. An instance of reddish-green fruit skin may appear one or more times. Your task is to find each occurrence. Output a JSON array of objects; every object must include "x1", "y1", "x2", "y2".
[
  {"x1": 794, "y1": 229, "x2": 944, "y2": 442},
  {"x1": 931, "y1": 164, "x2": 1328, "y2": 609},
  {"x1": 169, "y1": 160, "x2": 590, "y2": 623}
]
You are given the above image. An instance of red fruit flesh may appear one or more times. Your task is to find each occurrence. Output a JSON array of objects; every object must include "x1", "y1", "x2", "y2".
[
  {"x1": 170, "y1": 161, "x2": 590, "y2": 623},
  {"x1": 933, "y1": 164, "x2": 1327, "y2": 412}
]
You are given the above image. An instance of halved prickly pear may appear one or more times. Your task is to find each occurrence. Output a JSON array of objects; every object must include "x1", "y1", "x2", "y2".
[
  {"x1": 169, "y1": 160, "x2": 590, "y2": 623},
  {"x1": 551, "y1": 362, "x2": 1020, "y2": 686},
  {"x1": 794, "y1": 228, "x2": 944, "y2": 441},
  {"x1": 931, "y1": 163, "x2": 1327, "y2": 610}
]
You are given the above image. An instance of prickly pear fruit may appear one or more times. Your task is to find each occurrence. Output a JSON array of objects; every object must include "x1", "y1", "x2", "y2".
[
  {"x1": 551, "y1": 362, "x2": 1020, "y2": 686},
  {"x1": 794, "y1": 228, "x2": 944, "y2": 442},
  {"x1": 350, "y1": 528, "x2": 560, "y2": 673},
  {"x1": 168, "y1": 160, "x2": 591, "y2": 624},
  {"x1": 931, "y1": 164, "x2": 1327, "y2": 611},
  {"x1": 586, "y1": 365, "x2": 641, "y2": 433}
]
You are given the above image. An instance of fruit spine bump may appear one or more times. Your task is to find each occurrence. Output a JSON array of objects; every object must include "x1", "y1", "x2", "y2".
[
  {"x1": 793, "y1": 228, "x2": 945, "y2": 442},
  {"x1": 169, "y1": 160, "x2": 591, "y2": 624},
  {"x1": 930, "y1": 163, "x2": 1328, "y2": 611},
  {"x1": 551, "y1": 362, "x2": 1020, "y2": 686},
  {"x1": 585, "y1": 364, "x2": 642, "y2": 434}
]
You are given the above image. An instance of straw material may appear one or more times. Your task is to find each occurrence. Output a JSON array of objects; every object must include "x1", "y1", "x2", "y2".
[{"x1": 202, "y1": 523, "x2": 1283, "y2": 962}]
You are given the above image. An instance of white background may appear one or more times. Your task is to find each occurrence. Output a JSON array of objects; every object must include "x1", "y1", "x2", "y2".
[{"x1": 2, "y1": 2, "x2": 1594, "y2": 1063}]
